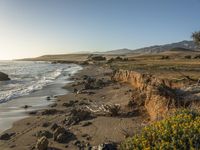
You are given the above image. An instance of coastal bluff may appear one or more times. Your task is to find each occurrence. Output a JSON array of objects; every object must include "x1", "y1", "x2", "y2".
[
  {"x1": 112, "y1": 69, "x2": 179, "y2": 121},
  {"x1": 0, "y1": 72, "x2": 10, "y2": 81}
]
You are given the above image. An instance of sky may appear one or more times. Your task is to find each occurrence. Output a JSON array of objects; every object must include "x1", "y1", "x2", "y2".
[{"x1": 0, "y1": 0, "x2": 200, "y2": 60}]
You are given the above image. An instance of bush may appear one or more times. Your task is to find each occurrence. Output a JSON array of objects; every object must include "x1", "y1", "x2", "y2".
[
  {"x1": 194, "y1": 55, "x2": 200, "y2": 59},
  {"x1": 121, "y1": 109, "x2": 200, "y2": 150},
  {"x1": 192, "y1": 31, "x2": 200, "y2": 46},
  {"x1": 184, "y1": 55, "x2": 191, "y2": 59},
  {"x1": 161, "y1": 56, "x2": 170, "y2": 59},
  {"x1": 90, "y1": 55, "x2": 106, "y2": 61},
  {"x1": 107, "y1": 57, "x2": 128, "y2": 64}
]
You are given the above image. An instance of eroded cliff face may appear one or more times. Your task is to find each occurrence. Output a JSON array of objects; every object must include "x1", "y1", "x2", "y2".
[{"x1": 112, "y1": 69, "x2": 177, "y2": 120}]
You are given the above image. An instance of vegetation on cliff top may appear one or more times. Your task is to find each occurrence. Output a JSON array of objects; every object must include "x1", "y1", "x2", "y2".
[
  {"x1": 192, "y1": 31, "x2": 200, "y2": 46},
  {"x1": 121, "y1": 109, "x2": 200, "y2": 150}
]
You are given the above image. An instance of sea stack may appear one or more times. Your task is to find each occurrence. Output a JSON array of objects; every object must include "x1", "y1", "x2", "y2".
[{"x1": 0, "y1": 72, "x2": 10, "y2": 81}]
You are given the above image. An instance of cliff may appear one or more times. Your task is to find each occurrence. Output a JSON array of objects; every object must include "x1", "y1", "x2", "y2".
[{"x1": 112, "y1": 70, "x2": 178, "y2": 120}]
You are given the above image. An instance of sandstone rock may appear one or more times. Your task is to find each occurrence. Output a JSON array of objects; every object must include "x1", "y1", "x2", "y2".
[
  {"x1": 53, "y1": 127, "x2": 72, "y2": 143},
  {"x1": 50, "y1": 123, "x2": 59, "y2": 131},
  {"x1": 56, "y1": 133, "x2": 69, "y2": 143},
  {"x1": 49, "y1": 103, "x2": 57, "y2": 108},
  {"x1": 0, "y1": 72, "x2": 10, "y2": 81},
  {"x1": 0, "y1": 132, "x2": 15, "y2": 140},
  {"x1": 29, "y1": 111, "x2": 37, "y2": 115},
  {"x1": 53, "y1": 127, "x2": 66, "y2": 140},
  {"x1": 41, "y1": 109, "x2": 61, "y2": 115},
  {"x1": 0, "y1": 133, "x2": 11, "y2": 140},
  {"x1": 35, "y1": 130, "x2": 53, "y2": 138},
  {"x1": 42, "y1": 122, "x2": 51, "y2": 127},
  {"x1": 65, "y1": 108, "x2": 92, "y2": 125},
  {"x1": 36, "y1": 136, "x2": 49, "y2": 150},
  {"x1": 73, "y1": 140, "x2": 87, "y2": 149},
  {"x1": 73, "y1": 140, "x2": 81, "y2": 146},
  {"x1": 78, "y1": 100, "x2": 89, "y2": 106},
  {"x1": 92, "y1": 143, "x2": 117, "y2": 150},
  {"x1": 83, "y1": 76, "x2": 108, "y2": 90},
  {"x1": 82, "y1": 121, "x2": 92, "y2": 127},
  {"x1": 62, "y1": 100, "x2": 76, "y2": 107}
]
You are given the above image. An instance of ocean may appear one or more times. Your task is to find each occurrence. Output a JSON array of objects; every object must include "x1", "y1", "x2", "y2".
[
  {"x1": 0, "y1": 61, "x2": 82, "y2": 132},
  {"x1": 0, "y1": 61, "x2": 82, "y2": 103}
]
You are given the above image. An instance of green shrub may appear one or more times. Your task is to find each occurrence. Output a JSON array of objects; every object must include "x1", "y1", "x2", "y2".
[
  {"x1": 161, "y1": 56, "x2": 170, "y2": 59},
  {"x1": 184, "y1": 55, "x2": 191, "y2": 59},
  {"x1": 121, "y1": 109, "x2": 200, "y2": 150}
]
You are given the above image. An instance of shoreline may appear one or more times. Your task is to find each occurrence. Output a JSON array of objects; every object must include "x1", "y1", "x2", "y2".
[
  {"x1": 0, "y1": 63, "x2": 82, "y2": 133},
  {"x1": 0, "y1": 64, "x2": 146, "y2": 150}
]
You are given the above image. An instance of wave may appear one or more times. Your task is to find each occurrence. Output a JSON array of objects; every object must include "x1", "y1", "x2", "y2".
[{"x1": 0, "y1": 64, "x2": 82, "y2": 103}]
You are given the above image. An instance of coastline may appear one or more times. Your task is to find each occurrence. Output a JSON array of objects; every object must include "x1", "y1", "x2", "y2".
[
  {"x1": 0, "y1": 62, "x2": 82, "y2": 133},
  {"x1": 0, "y1": 63, "x2": 145, "y2": 150}
]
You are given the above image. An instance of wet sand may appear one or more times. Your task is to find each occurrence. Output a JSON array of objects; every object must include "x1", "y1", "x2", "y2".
[{"x1": 0, "y1": 82, "x2": 68, "y2": 133}]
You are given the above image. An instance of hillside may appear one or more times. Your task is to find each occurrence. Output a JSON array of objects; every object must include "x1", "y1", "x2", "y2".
[
  {"x1": 133, "y1": 40, "x2": 198, "y2": 54},
  {"x1": 96, "y1": 48, "x2": 133, "y2": 55},
  {"x1": 19, "y1": 54, "x2": 89, "y2": 62},
  {"x1": 102, "y1": 40, "x2": 198, "y2": 55}
]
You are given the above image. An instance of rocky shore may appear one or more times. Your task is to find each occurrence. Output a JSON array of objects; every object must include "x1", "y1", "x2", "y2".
[
  {"x1": 1, "y1": 61, "x2": 200, "y2": 150},
  {"x1": 0, "y1": 72, "x2": 10, "y2": 81},
  {"x1": 0, "y1": 64, "x2": 147, "y2": 150}
]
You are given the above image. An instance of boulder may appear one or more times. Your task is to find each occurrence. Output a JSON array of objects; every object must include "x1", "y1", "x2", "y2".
[
  {"x1": 50, "y1": 123, "x2": 59, "y2": 131},
  {"x1": 0, "y1": 132, "x2": 15, "y2": 140},
  {"x1": 53, "y1": 127, "x2": 71, "y2": 143},
  {"x1": 36, "y1": 136, "x2": 49, "y2": 150},
  {"x1": 0, "y1": 133, "x2": 10, "y2": 140},
  {"x1": 84, "y1": 77, "x2": 107, "y2": 90},
  {"x1": 0, "y1": 72, "x2": 10, "y2": 81},
  {"x1": 35, "y1": 130, "x2": 53, "y2": 138},
  {"x1": 49, "y1": 103, "x2": 57, "y2": 108},
  {"x1": 92, "y1": 143, "x2": 117, "y2": 150},
  {"x1": 56, "y1": 133, "x2": 69, "y2": 143},
  {"x1": 21, "y1": 105, "x2": 32, "y2": 109},
  {"x1": 65, "y1": 108, "x2": 92, "y2": 125},
  {"x1": 62, "y1": 100, "x2": 77, "y2": 107},
  {"x1": 42, "y1": 122, "x2": 51, "y2": 127},
  {"x1": 41, "y1": 109, "x2": 62, "y2": 115}
]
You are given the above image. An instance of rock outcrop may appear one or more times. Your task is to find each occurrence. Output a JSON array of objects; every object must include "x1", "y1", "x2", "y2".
[
  {"x1": 36, "y1": 136, "x2": 49, "y2": 150},
  {"x1": 53, "y1": 126, "x2": 73, "y2": 143},
  {"x1": 112, "y1": 69, "x2": 178, "y2": 120},
  {"x1": 65, "y1": 108, "x2": 92, "y2": 125},
  {"x1": 0, "y1": 132, "x2": 15, "y2": 140},
  {"x1": 0, "y1": 72, "x2": 10, "y2": 81},
  {"x1": 35, "y1": 130, "x2": 53, "y2": 138}
]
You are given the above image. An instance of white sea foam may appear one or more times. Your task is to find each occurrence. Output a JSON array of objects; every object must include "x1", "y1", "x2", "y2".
[{"x1": 0, "y1": 61, "x2": 82, "y2": 103}]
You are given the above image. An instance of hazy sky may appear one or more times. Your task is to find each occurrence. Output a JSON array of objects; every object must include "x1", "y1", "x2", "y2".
[{"x1": 0, "y1": 0, "x2": 200, "y2": 60}]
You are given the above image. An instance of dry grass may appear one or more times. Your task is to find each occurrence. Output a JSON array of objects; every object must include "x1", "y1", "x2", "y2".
[{"x1": 109, "y1": 52, "x2": 200, "y2": 82}]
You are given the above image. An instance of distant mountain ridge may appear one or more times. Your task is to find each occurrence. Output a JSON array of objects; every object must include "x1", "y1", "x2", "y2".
[
  {"x1": 101, "y1": 40, "x2": 199, "y2": 54},
  {"x1": 97, "y1": 48, "x2": 133, "y2": 55}
]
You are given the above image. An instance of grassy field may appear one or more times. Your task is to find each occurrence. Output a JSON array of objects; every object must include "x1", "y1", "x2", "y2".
[{"x1": 108, "y1": 51, "x2": 200, "y2": 82}]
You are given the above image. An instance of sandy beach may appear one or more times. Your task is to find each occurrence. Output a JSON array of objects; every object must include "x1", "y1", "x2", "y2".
[{"x1": 0, "y1": 63, "x2": 147, "y2": 150}]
